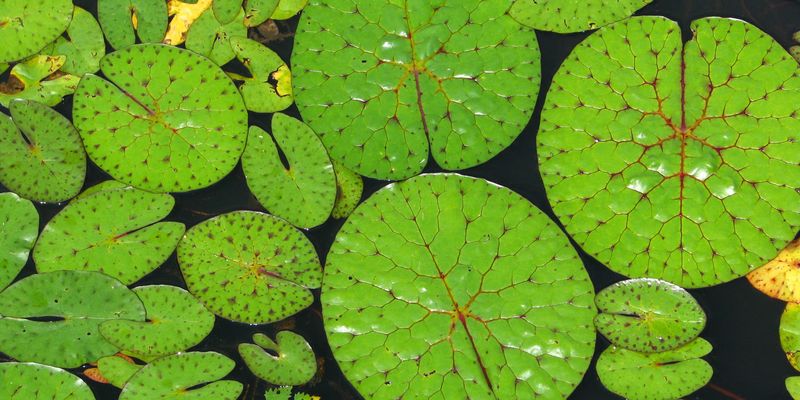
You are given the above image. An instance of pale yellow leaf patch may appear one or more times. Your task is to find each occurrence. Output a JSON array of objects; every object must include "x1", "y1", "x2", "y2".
[
  {"x1": 748, "y1": 238, "x2": 800, "y2": 302},
  {"x1": 164, "y1": 0, "x2": 213, "y2": 45}
]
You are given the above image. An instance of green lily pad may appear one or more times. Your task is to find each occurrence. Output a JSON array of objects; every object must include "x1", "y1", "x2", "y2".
[
  {"x1": 97, "y1": 355, "x2": 143, "y2": 388},
  {"x1": 788, "y1": 376, "x2": 800, "y2": 399},
  {"x1": 0, "y1": 55, "x2": 80, "y2": 107},
  {"x1": 242, "y1": 114, "x2": 335, "y2": 228},
  {"x1": 538, "y1": 16, "x2": 800, "y2": 288},
  {"x1": 178, "y1": 211, "x2": 322, "y2": 324},
  {"x1": 781, "y1": 303, "x2": 800, "y2": 371},
  {"x1": 33, "y1": 186, "x2": 185, "y2": 285},
  {"x1": 244, "y1": 0, "x2": 279, "y2": 26},
  {"x1": 265, "y1": 386, "x2": 315, "y2": 400},
  {"x1": 331, "y1": 160, "x2": 363, "y2": 219},
  {"x1": 41, "y1": 7, "x2": 105, "y2": 75},
  {"x1": 212, "y1": 0, "x2": 243, "y2": 23},
  {"x1": 229, "y1": 37, "x2": 293, "y2": 113},
  {"x1": 72, "y1": 180, "x2": 131, "y2": 202},
  {"x1": 0, "y1": 99, "x2": 86, "y2": 203},
  {"x1": 597, "y1": 338, "x2": 713, "y2": 400},
  {"x1": 185, "y1": 8, "x2": 247, "y2": 65},
  {"x1": 99, "y1": 285, "x2": 216, "y2": 359},
  {"x1": 0, "y1": 0, "x2": 73, "y2": 63},
  {"x1": 595, "y1": 278, "x2": 706, "y2": 353},
  {"x1": 72, "y1": 44, "x2": 248, "y2": 193},
  {"x1": 239, "y1": 331, "x2": 317, "y2": 386},
  {"x1": 292, "y1": 0, "x2": 541, "y2": 180},
  {"x1": 509, "y1": 0, "x2": 652, "y2": 33},
  {"x1": 270, "y1": 0, "x2": 307, "y2": 20},
  {"x1": 119, "y1": 352, "x2": 242, "y2": 400},
  {"x1": 0, "y1": 270, "x2": 146, "y2": 368},
  {"x1": 97, "y1": 0, "x2": 168, "y2": 50},
  {"x1": 323, "y1": 174, "x2": 596, "y2": 399},
  {"x1": 0, "y1": 192, "x2": 37, "y2": 291},
  {"x1": 0, "y1": 362, "x2": 95, "y2": 400}
]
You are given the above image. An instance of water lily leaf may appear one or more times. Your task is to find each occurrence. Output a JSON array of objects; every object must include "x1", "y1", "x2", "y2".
[
  {"x1": 0, "y1": 55, "x2": 80, "y2": 107},
  {"x1": 242, "y1": 114, "x2": 335, "y2": 229},
  {"x1": 0, "y1": 99, "x2": 86, "y2": 203},
  {"x1": 781, "y1": 303, "x2": 800, "y2": 371},
  {"x1": 119, "y1": 352, "x2": 242, "y2": 400},
  {"x1": 97, "y1": 354, "x2": 143, "y2": 388},
  {"x1": 33, "y1": 186, "x2": 185, "y2": 285},
  {"x1": 239, "y1": 331, "x2": 316, "y2": 386},
  {"x1": 265, "y1": 386, "x2": 319, "y2": 400},
  {"x1": 270, "y1": 0, "x2": 307, "y2": 20},
  {"x1": 178, "y1": 211, "x2": 322, "y2": 324},
  {"x1": 72, "y1": 44, "x2": 248, "y2": 193},
  {"x1": 0, "y1": 362, "x2": 95, "y2": 400},
  {"x1": 595, "y1": 278, "x2": 706, "y2": 353},
  {"x1": 0, "y1": 270, "x2": 146, "y2": 368},
  {"x1": 97, "y1": 0, "x2": 168, "y2": 50},
  {"x1": 0, "y1": 0, "x2": 73, "y2": 63},
  {"x1": 747, "y1": 238, "x2": 800, "y2": 302},
  {"x1": 41, "y1": 7, "x2": 105, "y2": 75},
  {"x1": 72, "y1": 180, "x2": 131, "y2": 202},
  {"x1": 788, "y1": 376, "x2": 800, "y2": 399},
  {"x1": 185, "y1": 8, "x2": 247, "y2": 65},
  {"x1": 213, "y1": 0, "x2": 243, "y2": 23},
  {"x1": 323, "y1": 174, "x2": 596, "y2": 399},
  {"x1": 597, "y1": 338, "x2": 713, "y2": 400},
  {"x1": 538, "y1": 17, "x2": 800, "y2": 288},
  {"x1": 229, "y1": 37, "x2": 293, "y2": 113},
  {"x1": 292, "y1": 0, "x2": 541, "y2": 180},
  {"x1": 164, "y1": 0, "x2": 212, "y2": 45},
  {"x1": 0, "y1": 192, "x2": 37, "y2": 292},
  {"x1": 331, "y1": 160, "x2": 363, "y2": 219},
  {"x1": 99, "y1": 285, "x2": 216, "y2": 359},
  {"x1": 244, "y1": 0, "x2": 279, "y2": 26},
  {"x1": 508, "y1": 0, "x2": 651, "y2": 33}
]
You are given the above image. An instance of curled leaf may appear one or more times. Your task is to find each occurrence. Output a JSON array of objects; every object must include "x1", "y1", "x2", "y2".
[{"x1": 0, "y1": 55, "x2": 79, "y2": 107}]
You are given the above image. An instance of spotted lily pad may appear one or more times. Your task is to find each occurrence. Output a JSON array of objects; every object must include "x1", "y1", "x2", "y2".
[
  {"x1": 73, "y1": 44, "x2": 248, "y2": 193},
  {"x1": 788, "y1": 376, "x2": 800, "y2": 399},
  {"x1": 538, "y1": 17, "x2": 800, "y2": 288},
  {"x1": 97, "y1": 0, "x2": 168, "y2": 50},
  {"x1": 229, "y1": 37, "x2": 293, "y2": 113},
  {"x1": 99, "y1": 285, "x2": 216, "y2": 359},
  {"x1": 239, "y1": 331, "x2": 316, "y2": 386},
  {"x1": 0, "y1": 270, "x2": 146, "y2": 368},
  {"x1": 509, "y1": 0, "x2": 652, "y2": 33},
  {"x1": 212, "y1": 0, "x2": 243, "y2": 23},
  {"x1": 781, "y1": 303, "x2": 800, "y2": 371},
  {"x1": 597, "y1": 338, "x2": 713, "y2": 400},
  {"x1": 292, "y1": 0, "x2": 541, "y2": 180},
  {"x1": 243, "y1": 0, "x2": 278, "y2": 26},
  {"x1": 242, "y1": 114, "x2": 335, "y2": 228},
  {"x1": 331, "y1": 160, "x2": 363, "y2": 219},
  {"x1": 178, "y1": 211, "x2": 322, "y2": 324},
  {"x1": 323, "y1": 174, "x2": 596, "y2": 399},
  {"x1": 270, "y1": 0, "x2": 307, "y2": 20},
  {"x1": 33, "y1": 186, "x2": 185, "y2": 285},
  {"x1": 0, "y1": 55, "x2": 80, "y2": 107},
  {"x1": 0, "y1": 193, "x2": 37, "y2": 291},
  {"x1": 0, "y1": 362, "x2": 95, "y2": 400},
  {"x1": 72, "y1": 180, "x2": 131, "y2": 202},
  {"x1": 595, "y1": 278, "x2": 706, "y2": 353},
  {"x1": 747, "y1": 238, "x2": 800, "y2": 302},
  {"x1": 41, "y1": 7, "x2": 105, "y2": 75},
  {"x1": 265, "y1": 386, "x2": 318, "y2": 400},
  {"x1": 97, "y1": 355, "x2": 143, "y2": 388},
  {"x1": 164, "y1": 0, "x2": 212, "y2": 45},
  {"x1": 0, "y1": 0, "x2": 73, "y2": 63},
  {"x1": 185, "y1": 8, "x2": 247, "y2": 65},
  {"x1": 0, "y1": 99, "x2": 86, "y2": 203}
]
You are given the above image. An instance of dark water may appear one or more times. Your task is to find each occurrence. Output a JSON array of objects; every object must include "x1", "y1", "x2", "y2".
[{"x1": 3, "y1": 0, "x2": 800, "y2": 399}]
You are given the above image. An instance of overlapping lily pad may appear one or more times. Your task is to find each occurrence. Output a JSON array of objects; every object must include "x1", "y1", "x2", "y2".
[
  {"x1": 331, "y1": 161, "x2": 363, "y2": 219},
  {"x1": 781, "y1": 303, "x2": 800, "y2": 371},
  {"x1": 185, "y1": 8, "x2": 247, "y2": 65},
  {"x1": 323, "y1": 174, "x2": 596, "y2": 399},
  {"x1": 97, "y1": 0, "x2": 168, "y2": 49},
  {"x1": 0, "y1": 55, "x2": 80, "y2": 107},
  {"x1": 509, "y1": 0, "x2": 652, "y2": 33},
  {"x1": 229, "y1": 37, "x2": 293, "y2": 113},
  {"x1": 293, "y1": 0, "x2": 541, "y2": 180},
  {"x1": 244, "y1": 0, "x2": 279, "y2": 26},
  {"x1": 41, "y1": 7, "x2": 105, "y2": 75},
  {"x1": 270, "y1": 0, "x2": 307, "y2": 20},
  {"x1": 0, "y1": 192, "x2": 37, "y2": 291},
  {"x1": 212, "y1": 0, "x2": 242, "y2": 23},
  {"x1": 239, "y1": 331, "x2": 317, "y2": 386},
  {"x1": 748, "y1": 238, "x2": 800, "y2": 302},
  {"x1": 164, "y1": 0, "x2": 212, "y2": 45},
  {"x1": 97, "y1": 355, "x2": 143, "y2": 388},
  {"x1": 265, "y1": 386, "x2": 317, "y2": 400},
  {"x1": 538, "y1": 17, "x2": 800, "y2": 288},
  {"x1": 0, "y1": 362, "x2": 95, "y2": 400},
  {"x1": 73, "y1": 44, "x2": 248, "y2": 192},
  {"x1": 178, "y1": 211, "x2": 322, "y2": 324},
  {"x1": 0, "y1": 0, "x2": 73, "y2": 63}
]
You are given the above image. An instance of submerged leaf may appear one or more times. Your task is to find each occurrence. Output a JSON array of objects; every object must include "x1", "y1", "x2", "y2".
[
  {"x1": 97, "y1": 0, "x2": 168, "y2": 49},
  {"x1": 0, "y1": 362, "x2": 95, "y2": 400},
  {"x1": 239, "y1": 331, "x2": 316, "y2": 386},
  {"x1": 0, "y1": 192, "x2": 37, "y2": 291},
  {"x1": 270, "y1": 0, "x2": 307, "y2": 20},
  {"x1": 331, "y1": 160, "x2": 363, "y2": 219},
  {"x1": 0, "y1": 55, "x2": 80, "y2": 107},
  {"x1": 0, "y1": 0, "x2": 73, "y2": 63},
  {"x1": 747, "y1": 238, "x2": 800, "y2": 302},
  {"x1": 509, "y1": 0, "x2": 652, "y2": 33},
  {"x1": 185, "y1": 8, "x2": 247, "y2": 65},
  {"x1": 781, "y1": 303, "x2": 800, "y2": 371},
  {"x1": 163, "y1": 0, "x2": 212, "y2": 45},
  {"x1": 41, "y1": 7, "x2": 106, "y2": 75},
  {"x1": 229, "y1": 37, "x2": 293, "y2": 113}
]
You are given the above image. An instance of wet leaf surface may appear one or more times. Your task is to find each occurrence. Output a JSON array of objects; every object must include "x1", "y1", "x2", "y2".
[
  {"x1": 0, "y1": 0, "x2": 73, "y2": 63},
  {"x1": 0, "y1": 192, "x2": 37, "y2": 292},
  {"x1": 239, "y1": 331, "x2": 317, "y2": 386},
  {"x1": 747, "y1": 238, "x2": 800, "y2": 302},
  {"x1": 509, "y1": 0, "x2": 652, "y2": 33},
  {"x1": 97, "y1": 0, "x2": 168, "y2": 49},
  {"x1": 229, "y1": 37, "x2": 293, "y2": 113},
  {"x1": 41, "y1": 6, "x2": 106, "y2": 75},
  {"x1": 0, "y1": 362, "x2": 95, "y2": 400}
]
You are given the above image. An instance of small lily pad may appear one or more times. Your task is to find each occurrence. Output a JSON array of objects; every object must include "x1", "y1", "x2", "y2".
[
  {"x1": 270, "y1": 0, "x2": 307, "y2": 20},
  {"x1": 0, "y1": 270, "x2": 146, "y2": 368},
  {"x1": 244, "y1": 0, "x2": 279, "y2": 26},
  {"x1": 213, "y1": 0, "x2": 243, "y2": 23},
  {"x1": 0, "y1": 55, "x2": 80, "y2": 107},
  {"x1": 0, "y1": 362, "x2": 95, "y2": 400},
  {"x1": 597, "y1": 338, "x2": 713, "y2": 400},
  {"x1": 164, "y1": 0, "x2": 212, "y2": 45},
  {"x1": 239, "y1": 331, "x2": 317, "y2": 386},
  {"x1": 0, "y1": 99, "x2": 86, "y2": 203},
  {"x1": 97, "y1": 355, "x2": 143, "y2": 388},
  {"x1": 229, "y1": 37, "x2": 293, "y2": 113},
  {"x1": 331, "y1": 160, "x2": 363, "y2": 219},
  {"x1": 0, "y1": 192, "x2": 37, "y2": 291},
  {"x1": 788, "y1": 376, "x2": 800, "y2": 399},
  {"x1": 781, "y1": 303, "x2": 800, "y2": 371},
  {"x1": 33, "y1": 186, "x2": 185, "y2": 285},
  {"x1": 0, "y1": 0, "x2": 73, "y2": 63},
  {"x1": 41, "y1": 7, "x2": 105, "y2": 75},
  {"x1": 98, "y1": 0, "x2": 168, "y2": 50},
  {"x1": 748, "y1": 238, "x2": 800, "y2": 302},
  {"x1": 509, "y1": 0, "x2": 652, "y2": 33},
  {"x1": 265, "y1": 386, "x2": 317, "y2": 400},
  {"x1": 185, "y1": 8, "x2": 247, "y2": 65},
  {"x1": 242, "y1": 114, "x2": 335, "y2": 228},
  {"x1": 178, "y1": 210, "x2": 322, "y2": 324}
]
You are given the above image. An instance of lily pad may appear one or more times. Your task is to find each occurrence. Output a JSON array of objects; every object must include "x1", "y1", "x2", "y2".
[
  {"x1": 97, "y1": 0, "x2": 168, "y2": 50},
  {"x1": 239, "y1": 331, "x2": 317, "y2": 386},
  {"x1": 781, "y1": 303, "x2": 800, "y2": 371},
  {"x1": 270, "y1": 0, "x2": 307, "y2": 20},
  {"x1": 0, "y1": 362, "x2": 95, "y2": 400},
  {"x1": 331, "y1": 160, "x2": 363, "y2": 219},
  {"x1": 178, "y1": 211, "x2": 322, "y2": 324},
  {"x1": 0, "y1": 55, "x2": 80, "y2": 107},
  {"x1": 229, "y1": 37, "x2": 293, "y2": 113},
  {"x1": 164, "y1": 0, "x2": 212, "y2": 45},
  {"x1": 0, "y1": 270, "x2": 146, "y2": 368},
  {"x1": 213, "y1": 0, "x2": 243, "y2": 23},
  {"x1": 33, "y1": 186, "x2": 185, "y2": 285},
  {"x1": 99, "y1": 285, "x2": 216, "y2": 359},
  {"x1": 788, "y1": 376, "x2": 800, "y2": 399},
  {"x1": 72, "y1": 180, "x2": 131, "y2": 202},
  {"x1": 597, "y1": 338, "x2": 713, "y2": 400},
  {"x1": 0, "y1": 192, "x2": 37, "y2": 291},
  {"x1": 185, "y1": 8, "x2": 247, "y2": 65},
  {"x1": 292, "y1": 0, "x2": 541, "y2": 180},
  {"x1": 595, "y1": 278, "x2": 706, "y2": 353},
  {"x1": 509, "y1": 0, "x2": 652, "y2": 33},
  {"x1": 97, "y1": 355, "x2": 143, "y2": 388},
  {"x1": 0, "y1": 0, "x2": 73, "y2": 63},
  {"x1": 747, "y1": 238, "x2": 800, "y2": 302},
  {"x1": 41, "y1": 7, "x2": 106, "y2": 75},
  {"x1": 323, "y1": 174, "x2": 596, "y2": 399},
  {"x1": 244, "y1": 0, "x2": 279, "y2": 26},
  {"x1": 0, "y1": 99, "x2": 86, "y2": 203},
  {"x1": 242, "y1": 114, "x2": 335, "y2": 229},
  {"x1": 538, "y1": 16, "x2": 800, "y2": 288},
  {"x1": 72, "y1": 44, "x2": 248, "y2": 193},
  {"x1": 265, "y1": 386, "x2": 317, "y2": 400},
  {"x1": 119, "y1": 352, "x2": 242, "y2": 400}
]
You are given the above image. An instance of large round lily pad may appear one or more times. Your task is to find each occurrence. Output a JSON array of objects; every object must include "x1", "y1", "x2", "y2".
[
  {"x1": 178, "y1": 211, "x2": 322, "y2": 324},
  {"x1": 323, "y1": 174, "x2": 597, "y2": 399},
  {"x1": 0, "y1": 0, "x2": 73, "y2": 63},
  {"x1": 0, "y1": 362, "x2": 95, "y2": 400},
  {"x1": 72, "y1": 44, "x2": 248, "y2": 193},
  {"x1": 41, "y1": 6, "x2": 106, "y2": 75},
  {"x1": 781, "y1": 302, "x2": 800, "y2": 371},
  {"x1": 0, "y1": 270, "x2": 146, "y2": 368},
  {"x1": 509, "y1": 0, "x2": 652, "y2": 33},
  {"x1": 292, "y1": 0, "x2": 541, "y2": 180},
  {"x1": 748, "y1": 238, "x2": 800, "y2": 302},
  {"x1": 0, "y1": 192, "x2": 37, "y2": 291},
  {"x1": 97, "y1": 0, "x2": 168, "y2": 50},
  {"x1": 239, "y1": 331, "x2": 317, "y2": 386},
  {"x1": 538, "y1": 16, "x2": 800, "y2": 288}
]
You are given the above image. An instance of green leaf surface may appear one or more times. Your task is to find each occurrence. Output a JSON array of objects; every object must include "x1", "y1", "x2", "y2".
[
  {"x1": 33, "y1": 186, "x2": 185, "y2": 285},
  {"x1": 0, "y1": 192, "x2": 37, "y2": 291},
  {"x1": 0, "y1": 0, "x2": 73, "y2": 63},
  {"x1": 242, "y1": 114, "x2": 335, "y2": 228},
  {"x1": 99, "y1": 285, "x2": 216, "y2": 359},
  {"x1": 185, "y1": 8, "x2": 247, "y2": 65},
  {"x1": 782, "y1": 302, "x2": 800, "y2": 371},
  {"x1": 178, "y1": 211, "x2": 322, "y2": 324},
  {"x1": 0, "y1": 55, "x2": 80, "y2": 107},
  {"x1": 331, "y1": 160, "x2": 363, "y2": 219},
  {"x1": 788, "y1": 376, "x2": 800, "y2": 399},
  {"x1": 509, "y1": 0, "x2": 651, "y2": 33},
  {"x1": 0, "y1": 270, "x2": 146, "y2": 368},
  {"x1": 97, "y1": 355, "x2": 143, "y2": 388},
  {"x1": 244, "y1": 0, "x2": 279, "y2": 26},
  {"x1": 0, "y1": 99, "x2": 86, "y2": 203},
  {"x1": 229, "y1": 37, "x2": 293, "y2": 113},
  {"x1": 213, "y1": 0, "x2": 243, "y2": 23},
  {"x1": 270, "y1": 0, "x2": 307, "y2": 20},
  {"x1": 292, "y1": 0, "x2": 541, "y2": 180},
  {"x1": 0, "y1": 362, "x2": 95, "y2": 400},
  {"x1": 265, "y1": 386, "x2": 316, "y2": 400},
  {"x1": 538, "y1": 16, "x2": 800, "y2": 288},
  {"x1": 72, "y1": 44, "x2": 248, "y2": 193},
  {"x1": 72, "y1": 180, "x2": 132, "y2": 202},
  {"x1": 97, "y1": 0, "x2": 168, "y2": 50},
  {"x1": 41, "y1": 7, "x2": 106, "y2": 75},
  {"x1": 597, "y1": 338, "x2": 713, "y2": 400},
  {"x1": 239, "y1": 331, "x2": 317, "y2": 386},
  {"x1": 323, "y1": 174, "x2": 596, "y2": 399}
]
